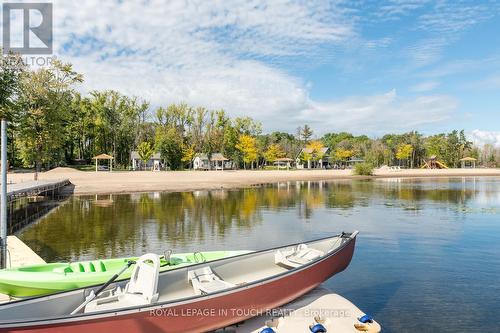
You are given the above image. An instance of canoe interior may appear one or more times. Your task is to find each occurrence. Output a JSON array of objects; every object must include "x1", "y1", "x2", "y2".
[
  {"x1": 0, "y1": 251, "x2": 252, "y2": 298},
  {"x1": 0, "y1": 234, "x2": 351, "y2": 324}
]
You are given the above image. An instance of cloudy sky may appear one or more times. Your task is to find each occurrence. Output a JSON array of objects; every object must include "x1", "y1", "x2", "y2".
[{"x1": 3, "y1": 0, "x2": 500, "y2": 145}]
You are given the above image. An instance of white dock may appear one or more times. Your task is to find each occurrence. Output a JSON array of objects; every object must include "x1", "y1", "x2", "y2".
[
  {"x1": 6, "y1": 179, "x2": 71, "y2": 202},
  {"x1": 6, "y1": 236, "x2": 46, "y2": 268},
  {"x1": 216, "y1": 288, "x2": 381, "y2": 333}
]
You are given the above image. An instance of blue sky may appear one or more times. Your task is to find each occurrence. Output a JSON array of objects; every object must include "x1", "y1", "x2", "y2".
[{"x1": 3, "y1": 0, "x2": 499, "y2": 145}]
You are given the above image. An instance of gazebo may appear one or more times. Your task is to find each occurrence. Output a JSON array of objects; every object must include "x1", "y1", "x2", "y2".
[
  {"x1": 210, "y1": 154, "x2": 229, "y2": 170},
  {"x1": 460, "y1": 157, "x2": 477, "y2": 169},
  {"x1": 273, "y1": 157, "x2": 294, "y2": 170},
  {"x1": 93, "y1": 154, "x2": 114, "y2": 172}
]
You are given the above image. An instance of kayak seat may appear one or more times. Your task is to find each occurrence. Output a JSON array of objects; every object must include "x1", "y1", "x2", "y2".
[
  {"x1": 53, "y1": 266, "x2": 74, "y2": 274},
  {"x1": 188, "y1": 266, "x2": 235, "y2": 295},
  {"x1": 275, "y1": 244, "x2": 324, "y2": 269},
  {"x1": 84, "y1": 253, "x2": 160, "y2": 313}
]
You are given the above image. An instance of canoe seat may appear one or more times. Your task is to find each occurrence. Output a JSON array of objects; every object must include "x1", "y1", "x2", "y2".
[
  {"x1": 188, "y1": 266, "x2": 235, "y2": 295},
  {"x1": 275, "y1": 244, "x2": 324, "y2": 269},
  {"x1": 85, "y1": 253, "x2": 160, "y2": 313}
]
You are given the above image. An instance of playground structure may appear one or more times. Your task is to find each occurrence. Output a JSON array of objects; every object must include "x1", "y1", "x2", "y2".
[{"x1": 421, "y1": 156, "x2": 448, "y2": 169}]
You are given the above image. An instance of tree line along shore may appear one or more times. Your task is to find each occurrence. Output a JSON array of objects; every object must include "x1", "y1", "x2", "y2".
[{"x1": 1, "y1": 52, "x2": 499, "y2": 173}]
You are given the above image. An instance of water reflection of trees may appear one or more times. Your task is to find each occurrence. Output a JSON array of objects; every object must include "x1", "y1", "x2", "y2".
[
  {"x1": 375, "y1": 179, "x2": 476, "y2": 208},
  {"x1": 19, "y1": 179, "x2": 479, "y2": 261}
]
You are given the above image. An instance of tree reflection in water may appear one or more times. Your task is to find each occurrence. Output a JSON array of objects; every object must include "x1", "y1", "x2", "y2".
[{"x1": 19, "y1": 179, "x2": 478, "y2": 262}]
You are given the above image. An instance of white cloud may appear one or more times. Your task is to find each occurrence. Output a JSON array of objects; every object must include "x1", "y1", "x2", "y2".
[
  {"x1": 417, "y1": 2, "x2": 493, "y2": 34},
  {"x1": 398, "y1": 1, "x2": 497, "y2": 68},
  {"x1": 405, "y1": 37, "x2": 448, "y2": 67},
  {"x1": 375, "y1": 0, "x2": 431, "y2": 20},
  {"x1": 48, "y1": 0, "x2": 354, "y2": 130},
  {"x1": 416, "y1": 55, "x2": 500, "y2": 81},
  {"x1": 410, "y1": 81, "x2": 439, "y2": 92},
  {"x1": 469, "y1": 130, "x2": 500, "y2": 148},
  {"x1": 476, "y1": 75, "x2": 500, "y2": 89},
  {"x1": 5, "y1": 0, "x2": 459, "y2": 134},
  {"x1": 297, "y1": 89, "x2": 457, "y2": 134}
]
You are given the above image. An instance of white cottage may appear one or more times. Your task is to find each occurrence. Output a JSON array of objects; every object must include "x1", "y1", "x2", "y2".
[
  {"x1": 131, "y1": 151, "x2": 162, "y2": 171},
  {"x1": 193, "y1": 153, "x2": 232, "y2": 170},
  {"x1": 295, "y1": 147, "x2": 331, "y2": 169}
]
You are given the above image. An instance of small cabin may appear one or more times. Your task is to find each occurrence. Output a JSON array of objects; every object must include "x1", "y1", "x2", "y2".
[
  {"x1": 193, "y1": 153, "x2": 233, "y2": 170},
  {"x1": 131, "y1": 151, "x2": 162, "y2": 171}
]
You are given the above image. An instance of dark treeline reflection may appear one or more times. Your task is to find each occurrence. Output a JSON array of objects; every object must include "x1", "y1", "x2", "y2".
[{"x1": 19, "y1": 179, "x2": 483, "y2": 261}]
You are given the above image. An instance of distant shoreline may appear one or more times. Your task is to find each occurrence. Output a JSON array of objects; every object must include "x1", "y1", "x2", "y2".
[{"x1": 8, "y1": 168, "x2": 500, "y2": 195}]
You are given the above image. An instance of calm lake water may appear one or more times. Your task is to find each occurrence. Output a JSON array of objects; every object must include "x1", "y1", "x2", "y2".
[{"x1": 18, "y1": 177, "x2": 500, "y2": 332}]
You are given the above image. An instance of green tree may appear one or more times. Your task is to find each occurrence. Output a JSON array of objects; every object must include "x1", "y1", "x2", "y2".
[
  {"x1": 137, "y1": 141, "x2": 155, "y2": 169},
  {"x1": 1, "y1": 52, "x2": 26, "y2": 165},
  {"x1": 353, "y1": 162, "x2": 374, "y2": 176},
  {"x1": 407, "y1": 131, "x2": 425, "y2": 168},
  {"x1": 156, "y1": 103, "x2": 193, "y2": 134},
  {"x1": 235, "y1": 134, "x2": 258, "y2": 169},
  {"x1": 454, "y1": 130, "x2": 472, "y2": 165},
  {"x1": 425, "y1": 134, "x2": 447, "y2": 160},
  {"x1": 268, "y1": 131, "x2": 300, "y2": 159},
  {"x1": 334, "y1": 148, "x2": 354, "y2": 163},
  {"x1": 156, "y1": 127, "x2": 183, "y2": 170},
  {"x1": 300, "y1": 125, "x2": 313, "y2": 144},
  {"x1": 322, "y1": 132, "x2": 354, "y2": 152},
  {"x1": 181, "y1": 143, "x2": 195, "y2": 169},
  {"x1": 302, "y1": 140, "x2": 325, "y2": 168},
  {"x1": 223, "y1": 125, "x2": 240, "y2": 165},
  {"x1": 88, "y1": 91, "x2": 145, "y2": 166},
  {"x1": 190, "y1": 106, "x2": 208, "y2": 152},
  {"x1": 0, "y1": 51, "x2": 25, "y2": 119},
  {"x1": 263, "y1": 143, "x2": 284, "y2": 164},
  {"x1": 135, "y1": 100, "x2": 152, "y2": 145},
  {"x1": 396, "y1": 144, "x2": 413, "y2": 166},
  {"x1": 16, "y1": 60, "x2": 83, "y2": 178},
  {"x1": 364, "y1": 140, "x2": 386, "y2": 167},
  {"x1": 234, "y1": 117, "x2": 262, "y2": 136},
  {"x1": 426, "y1": 130, "x2": 472, "y2": 167},
  {"x1": 202, "y1": 111, "x2": 218, "y2": 160}
]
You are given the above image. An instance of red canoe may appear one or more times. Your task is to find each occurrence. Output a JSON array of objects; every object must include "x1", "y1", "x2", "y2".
[{"x1": 0, "y1": 231, "x2": 358, "y2": 333}]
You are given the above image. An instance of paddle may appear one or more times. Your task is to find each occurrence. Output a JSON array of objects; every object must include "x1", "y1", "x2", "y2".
[
  {"x1": 160, "y1": 249, "x2": 173, "y2": 267},
  {"x1": 71, "y1": 260, "x2": 136, "y2": 315}
]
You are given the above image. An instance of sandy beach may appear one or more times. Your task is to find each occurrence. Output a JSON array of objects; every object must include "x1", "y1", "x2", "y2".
[{"x1": 7, "y1": 167, "x2": 500, "y2": 195}]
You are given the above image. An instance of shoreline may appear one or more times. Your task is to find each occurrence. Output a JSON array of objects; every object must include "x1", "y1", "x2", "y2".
[{"x1": 7, "y1": 168, "x2": 500, "y2": 195}]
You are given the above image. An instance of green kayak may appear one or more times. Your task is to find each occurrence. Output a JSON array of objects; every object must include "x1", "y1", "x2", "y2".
[{"x1": 0, "y1": 250, "x2": 251, "y2": 297}]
